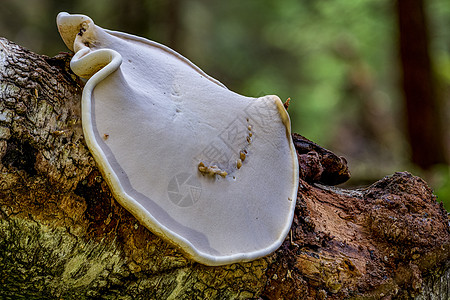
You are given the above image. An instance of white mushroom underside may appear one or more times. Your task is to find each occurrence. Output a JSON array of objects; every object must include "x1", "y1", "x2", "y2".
[{"x1": 58, "y1": 13, "x2": 299, "y2": 265}]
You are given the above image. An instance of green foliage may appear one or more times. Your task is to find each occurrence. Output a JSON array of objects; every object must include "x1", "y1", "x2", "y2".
[{"x1": 431, "y1": 165, "x2": 450, "y2": 210}]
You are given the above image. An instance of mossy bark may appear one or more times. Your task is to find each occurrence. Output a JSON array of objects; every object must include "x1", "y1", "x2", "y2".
[{"x1": 0, "y1": 37, "x2": 449, "y2": 299}]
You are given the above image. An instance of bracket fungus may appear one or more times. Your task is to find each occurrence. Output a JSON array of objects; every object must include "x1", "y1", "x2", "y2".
[{"x1": 57, "y1": 12, "x2": 299, "y2": 266}]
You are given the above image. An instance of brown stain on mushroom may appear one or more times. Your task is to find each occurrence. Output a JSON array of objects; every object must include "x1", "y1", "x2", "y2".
[
  {"x1": 197, "y1": 162, "x2": 227, "y2": 178},
  {"x1": 236, "y1": 159, "x2": 243, "y2": 169},
  {"x1": 198, "y1": 121, "x2": 253, "y2": 178}
]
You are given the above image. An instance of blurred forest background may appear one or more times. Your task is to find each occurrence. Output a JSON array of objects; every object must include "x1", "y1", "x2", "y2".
[{"x1": 1, "y1": 0, "x2": 449, "y2": 208}]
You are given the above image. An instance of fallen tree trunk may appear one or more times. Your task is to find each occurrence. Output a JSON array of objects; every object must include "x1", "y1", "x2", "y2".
[{"x1": 0, "y1": 37, "x2": 449, "y2": 299}]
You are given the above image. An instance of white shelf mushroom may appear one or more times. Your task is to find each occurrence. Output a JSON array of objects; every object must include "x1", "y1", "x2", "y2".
[{"x1": 57, "y1": 12, "x2": 299, "y2": 266}]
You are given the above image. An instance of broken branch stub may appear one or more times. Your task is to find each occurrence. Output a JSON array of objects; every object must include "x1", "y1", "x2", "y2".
[{"x1": 57, "y1": 13, "x2": 299, "y2": 266}]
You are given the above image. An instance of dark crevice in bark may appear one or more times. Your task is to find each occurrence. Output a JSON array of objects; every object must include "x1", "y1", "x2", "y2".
[{"x1": 2, "y1": 138, "x2": 38, "y2": 176}]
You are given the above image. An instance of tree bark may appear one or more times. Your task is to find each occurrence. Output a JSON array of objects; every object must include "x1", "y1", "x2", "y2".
[{"x1": 0, "y1": 38, "x2": 449, "y2": 299}]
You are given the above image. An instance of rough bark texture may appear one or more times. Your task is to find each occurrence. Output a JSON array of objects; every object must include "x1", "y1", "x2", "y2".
[{"x1": 0, "y1": 38, "x2": 449, "y2": 299}]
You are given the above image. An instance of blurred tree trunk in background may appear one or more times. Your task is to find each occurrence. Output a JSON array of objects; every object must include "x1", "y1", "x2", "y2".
[
  {"x1": 396, "y1": 0, "x2": 447, "y2": 169},
  {"x1": 113, "y1": 0, "x2": 181, "y2": 52},
  {"x1": 167, "y1": 0, "x2": 181, "y2": 51},
  {"x1": 114, "y1": 0, "x2": 152, "y2": 37}
]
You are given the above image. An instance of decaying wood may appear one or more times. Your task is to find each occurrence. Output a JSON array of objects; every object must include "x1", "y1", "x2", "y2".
[{"x1": 0, "y1": 38, "x2": 449, "y2": 299}]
